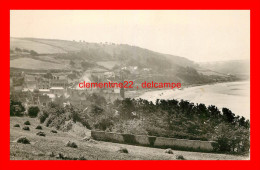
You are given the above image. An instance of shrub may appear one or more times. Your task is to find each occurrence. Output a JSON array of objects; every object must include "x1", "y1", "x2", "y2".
[
  {"x1": 13, "y1": 124, "x2": 20, "y2": 127},
  {"x1": 165, "y1": 148, "x2": 174, "y2": 154},
  {"x1": 78, "y1": 155, "x2": 87, "y2": 160},
  {"x1": 118, "y1": 147, "x2": 128, "y2": 153},
  {"x1": 28, "y1": 106, "x2": 40, "y2": 118},
  {"x1": 30, "y1": 50, "x2": 38, "y2": 56},
  {"x1": 24, "y1": 121, "x2": 31, "y2": 125},
  {"x1": 51, "y1": 130, "x2": 58, "y2": 133},
  {"x1": 212, "y1": 123, "x2": 250, "y2": 154},
  {"x1": 35, "y1": 125, "x2": 42, "y2": 130},
  {"x1": 212, "y1": 136, "x2": 231, "y2": 152},
  {"x1": 176, "y1": 155, "x2": 185, "y2": 160},
  {"x1": 16, "y1": 137, "x2": 30, "y2": 144},
  {"x1": 10, "y1": 100, "x2": 25, "y2": 117},
  {"x1": 56, "y1": 153, "x2": 65, "y2": 159},
  {"x1": 47, "y1": 152, "x2": 55, "y2": 157},
  {"x1": 36, "y1": 131, "x2": 46, "y2": 137},
  {"x1": 66, "y1": 141, "x2": 78, "y2": 148},
  {"x1": 23, "y1": 126, "x2": 30, "y2": 131},
  {"x1": 38, "y1": 111, "x2": 49, "y2": 123}
]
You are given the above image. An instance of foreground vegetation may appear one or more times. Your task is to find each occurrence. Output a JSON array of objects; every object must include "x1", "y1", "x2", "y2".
[
  {"x1": 10, "y1": 117, "x2": 249, "y2": 160},
  {"x1": 11, "y1": 92, "x2": 250, "y2": 154}
]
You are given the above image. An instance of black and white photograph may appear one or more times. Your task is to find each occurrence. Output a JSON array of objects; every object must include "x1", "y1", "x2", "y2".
[{"x1": 10, "y1": 10, "x2": 250, "y2": 160}]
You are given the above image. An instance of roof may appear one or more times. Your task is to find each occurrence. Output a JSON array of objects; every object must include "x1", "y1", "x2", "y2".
[
  {"x1": 50, "y1": 87, "x2": 64, "y2": 90},
  {"x1": 22, "y1": 88, "x2": 34, "y2": 92},
  {"x1": 46, "y1": 94, "x2": 56, "y2": 99},
  {"x1": 39, "y1": 89, "x2": 50, "y2": 92}
]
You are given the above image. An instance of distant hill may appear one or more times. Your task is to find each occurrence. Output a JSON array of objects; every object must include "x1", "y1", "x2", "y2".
[
  {"x1": 198, "y1": 60, "x2": 250, "y2": 79},
  {"x1": 10, "y1": 37, "x2": 196, "y2": 68},
  {"x1": 10, "y1": 37, "x2": 241, "y2": 85}
]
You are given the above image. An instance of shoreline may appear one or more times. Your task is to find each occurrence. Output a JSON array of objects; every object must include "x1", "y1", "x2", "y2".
[{"x1": 135, "y1": 80, "x2": 250, "y2": 119}]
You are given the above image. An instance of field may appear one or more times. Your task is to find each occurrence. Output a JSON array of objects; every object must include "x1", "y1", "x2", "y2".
[
  {"x1": 10, "y1": 117, "x2": 249, "y2": 160},
  {"x1": 97, "y1": 61, "x2": 120, "y2": 70},
  {"x1": 10, "y1": 38, "x2": 67, "y2": 54},
  {"x1": 10, "y1": 58, "x2": 68, "y2": 70}
]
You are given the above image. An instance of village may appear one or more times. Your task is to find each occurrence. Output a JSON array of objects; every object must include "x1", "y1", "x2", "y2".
[{"x1": 9, "y1": 69, "x2": 128, "y2": 111}]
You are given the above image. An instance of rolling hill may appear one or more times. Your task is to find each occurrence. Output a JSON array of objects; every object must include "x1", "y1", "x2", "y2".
[
  {"x1": 10, "y1": 37, "x2": 242, "y2": 85},
  {"x1": 10, "y1": 37, "x2": 196, "y2": 68}
]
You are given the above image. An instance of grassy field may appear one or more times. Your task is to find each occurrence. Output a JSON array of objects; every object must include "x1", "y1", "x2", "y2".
[
  {"x1": 97, "y1": 61, "x2": 120, "y2": 70},
  {"x1": 10, "y1": 58, "x2": 68, "y2": 70},
  {"x1": 10, "y1": 38, "x2": 67, "y2": 54},
  {"x1": 10, "y1": 117, "x2": 249, "y2": 160}
]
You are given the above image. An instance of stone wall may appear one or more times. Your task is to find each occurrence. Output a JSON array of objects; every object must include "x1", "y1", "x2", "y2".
[{"x1": 91, "y1": 130, "x2": 215, "y2": 152}]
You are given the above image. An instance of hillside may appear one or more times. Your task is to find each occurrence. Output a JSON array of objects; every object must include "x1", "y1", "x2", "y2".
[
  {"x1": 10, "y1": 58, "x2": 68, "y2": 70},
  {"x1": 10, "y1": 37, "x2": 240, "y2": 85},
  {"x1": 199, "y1": 60, "x2": 250, "y2": 78},
  {"x1": 10, "y1": 37, "x2": 196, "y2": 68}
]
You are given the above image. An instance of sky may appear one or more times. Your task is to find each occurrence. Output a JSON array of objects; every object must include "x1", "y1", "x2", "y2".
[{"x1": 10, "y1": 10, "x2": 250, "y2": 62}]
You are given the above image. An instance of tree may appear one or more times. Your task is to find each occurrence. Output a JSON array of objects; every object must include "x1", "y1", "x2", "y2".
[
  {"x1": 10, "y1": 100, "x2": 25, "y2": 116},
  {"x1": 222, "y1": 108, "x2": 235, "y2": 123},
  {"x1": 28, "y1": 106, "x2": 40, "y2": 118},
  {"x1": 70, "y1": 60, "x2": 75, "y2": 66},
  {"x1": 15, "y1": 47, "x2": 22, "y2": 52},
  {"x1": 30, "y1": 50, "x2": 38, "y2": 56},
  {"x1": 208, "y1": 105, "x2": 220, "y2": 118}
]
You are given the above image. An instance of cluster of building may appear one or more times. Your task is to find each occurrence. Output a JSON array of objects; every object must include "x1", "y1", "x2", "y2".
[{"x1": 10, "y1": 70, "x2": 126, "y2": 109}]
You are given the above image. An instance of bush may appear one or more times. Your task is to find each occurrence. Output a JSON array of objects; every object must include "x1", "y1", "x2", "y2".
[
  {"x1": 176, "y1": 155, "x2": 185, "y2": 160},
  {"x1": 36, "y1": 131, "x2": 46, "y2": 137},
  {"x1": 78, "y1": 155, "x2": 87, "y2": 160},
  {"x1": 17, "y1": 137, "x2": 30, "y2": 144},
  {"x1": 10, "y1": 100, "x2": 25, "y2": 116},
  {"x1": 165, "y1": 148, "x2": 174, "y2": 154},
  {"x1": 212, "y1": 136, "x2": 231, "y2": 152},
  {"x1": 66, "y1": 141, "x2": 78, "y2": 148},
  {"x1": 56, "y1": 153, "x2": 65, "y2": 159},
  {"x1": 38, "y1": 111, "x2": 49, "y2": 123},
  {"x1": 118, "y1": 147, "x2": 128, "y2": 153},
  {"x1": 30, "y1": 50, "x2": 38, "y2": 56},
  {"x1": 28, "y1": 106, "x2": 40, "y2": 118},
  {"x1": 50, "y1": 130, "x2": 57, "y2": 133},
  {"x1": 35, "y1": 125, "x2": 42, "y2": 130},
  {"x1": 212, "y1": 123, "x2": 250, "y2": 154},
  {"x1": 47, "y1": 152, "x2": 55, "y2": 157},
  {"x1": 24, "y1": 121, "x2": 31, "y2": 125},
  {"x1": 23, "y1": 126, "x2": 30, "y2": 131},
  {"x1": 13, "y1": 124, "x2": 20, "y2": 127}
]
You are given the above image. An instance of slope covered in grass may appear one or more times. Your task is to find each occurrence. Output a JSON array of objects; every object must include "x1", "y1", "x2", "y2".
[{"x1": 10, "y1": 58, "x2": 68, "y2": 70}]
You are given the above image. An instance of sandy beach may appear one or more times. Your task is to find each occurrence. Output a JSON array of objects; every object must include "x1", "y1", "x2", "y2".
[{"x1": 137, "y1": 81, "x2": 250, "y2": 119}]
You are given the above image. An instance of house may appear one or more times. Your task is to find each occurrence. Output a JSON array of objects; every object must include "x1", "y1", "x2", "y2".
[
  {"x1": 39, "y1": 95, "x2": 51, "y2": 106},
  {"x1": 14, "y1": 85, "x2": 23, "y2": 91},
  {"x1": 50, "y1": 79, "x2": 68, "y2": 88},
  {"x1": 68, "y1": 90, "x2": 87, "y2": 106},
  {"x1": 24, "y1": 74, "x2": 37, "y2": 89},
  {"x1": 39, "y1": 89, "x2": 50, "y2": 94},
  {"x1": 50, "y1": 87, "x2": 65, "y2": 96},
  {"x1": 37, "y1": 77, "x2": 50, "y2": 89}
]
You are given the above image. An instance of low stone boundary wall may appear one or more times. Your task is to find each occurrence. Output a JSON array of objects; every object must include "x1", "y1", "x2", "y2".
[{"x1": 91, "y1": 130, "x2": 215, "y2": 152}]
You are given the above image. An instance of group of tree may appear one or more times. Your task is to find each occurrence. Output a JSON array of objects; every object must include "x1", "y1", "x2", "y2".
[{"x1": 13, "y1": 47, "x2": 38, "y2": 56}]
